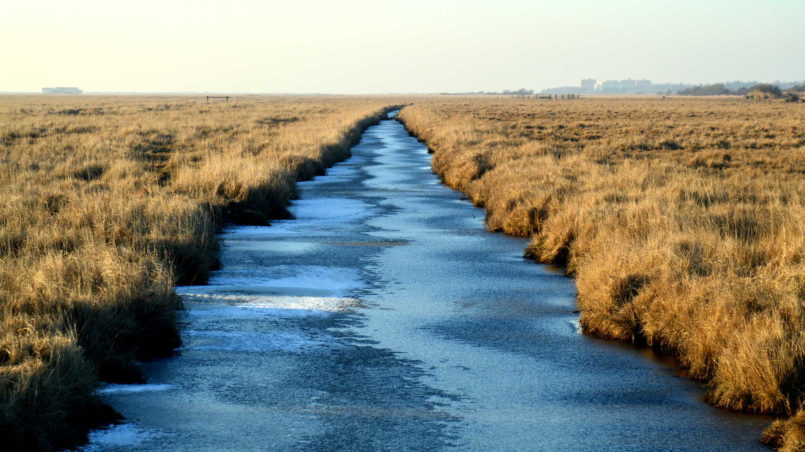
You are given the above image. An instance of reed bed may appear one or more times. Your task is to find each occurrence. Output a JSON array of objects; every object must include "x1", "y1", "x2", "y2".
[
  {"x1": 398, "y1": 96, "x2": 805, "y2": 450},
  {"x1": 0, "y1": 95, "x2": 394, "y2": 451}
]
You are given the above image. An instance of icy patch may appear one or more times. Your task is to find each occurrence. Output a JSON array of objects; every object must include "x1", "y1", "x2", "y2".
[
  {"x1": 183, "y1": 329, "x2": 329, "y2": 352},
  {"x1": 79, "y1": 423, "x2": 162, "y2": 451},
  {"x1": 224, "y1": 268, "x2": 361, "y2": 295},
  {"x1": 300, "y1": 163, "x2": 361, "y2": 186},
  {"x1": 179, "y1": 265, "x2": 363, "y2": 298},
  {"x1": 237, "y1": 296, "x2": 360, "y2": 312},
  {"x1": 221, "y1": 239, "x2": 318, "y2": 255},
  {"x1": 97, "y1": 384, "x2": 172, "y2": 395},
  {"x1": 290, "y1": 198, "x2": 372, "y2": 222},
  {"x1": 187, "y1": 305, "x2": 329, "y2": 320},
  {"x1": 225, "y1": 198, "x2": 373, "y2": 236},
  {"x1": 184, "y1": 295, "x2": 361, "y2": 319}
]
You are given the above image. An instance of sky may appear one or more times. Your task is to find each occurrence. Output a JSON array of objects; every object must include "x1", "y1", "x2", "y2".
[{"x1": 2, "y1": 0, "x2": 804, "y2": 93}]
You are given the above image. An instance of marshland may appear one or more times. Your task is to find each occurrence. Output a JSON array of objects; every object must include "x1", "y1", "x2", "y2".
[
  {"x1": 0, "y1": 95, "x2": 394, "y2": 450},
  {"x1": 0, "y1": 94, "x2": 803, "y2": 451},
  {"x1": 399, "y1": 96, "x2": 805, "y2": 450}
]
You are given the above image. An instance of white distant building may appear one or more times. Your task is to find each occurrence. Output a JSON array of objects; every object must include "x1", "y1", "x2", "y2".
[
  {"x1": 593, "y1": 79, "x2": 652, "y2": 93},
  {"x1": 581, "y1": 79, "x2": 596, "y2": 91},
  {"x1": 42, "y1": 87, "x2": 83, "y2": 94}
]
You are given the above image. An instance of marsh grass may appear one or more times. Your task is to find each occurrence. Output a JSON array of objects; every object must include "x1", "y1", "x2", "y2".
[
  {"x1": 399, "y1": 96, "x2": 805, "y2": 449},
  {"x1": 0, "y1": 95, "x2": 395, "y2": 450}
]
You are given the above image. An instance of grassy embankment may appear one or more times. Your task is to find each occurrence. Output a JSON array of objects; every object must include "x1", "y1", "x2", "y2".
[
  {"x1": 398, "y1": 97, "x2": 805, "y2": 450},
  {"x1": 0, "y1": 95, "x2": 396, "y2": 451}
]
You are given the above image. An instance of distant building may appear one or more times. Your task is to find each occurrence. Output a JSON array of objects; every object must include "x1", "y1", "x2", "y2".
[
  {"x1": 542, "y1": 79, "x2": 693, "y2": 96},
  {"x1": 42, "y1": 87, "x2": 83, "y2": 94},
  {"x1": 593, "y1": 79, "x2": 652, "y2": 93}
]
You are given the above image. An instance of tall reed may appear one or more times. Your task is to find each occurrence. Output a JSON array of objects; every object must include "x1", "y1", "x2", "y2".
[
  {"x1": 0, "y1": 95, "x2": 397, "y2": 451},
  {"x1": 399, "y1": 96, "x2": 805, "y2": 450}
]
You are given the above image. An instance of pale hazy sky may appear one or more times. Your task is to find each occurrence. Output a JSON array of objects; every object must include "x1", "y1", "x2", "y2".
[{"x1": 3, "y1": 0, "x2": 804, "y2": 93}]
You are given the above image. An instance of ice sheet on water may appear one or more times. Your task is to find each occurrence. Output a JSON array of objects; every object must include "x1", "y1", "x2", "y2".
[
  {"x1": 299, "y1": 161, "x2": 362, "y2": 186},
  {"x1": 187, "y1": 305, "x2": 328, "y2": 320},
  {"x1": 237, "y1": 296, "x2": 361, "y2": 312},
  {"x1": 97, "y1": 384, "x2": 172, "y2": 395},
  {"x1": 183, "y1": 329, "x2": 331, "y2": 352},
  {"x1": 78, "y1": 424, "x2": 163, "y2": 451},
  {"x1": 221, "y1": 239, "x2": 319, "y2": 255},
  {"x1": 184, "y1": 294, "x2": 361, "y2": 318},
  {"x1": 179, "y1": 265, "x2": 363, "y2": 298},
  {"x1": 290, "y1": 198, "x2": 373, "y2": 222},
  {"x1": 219, "y1": 198, "x2": 374, "y2": 236}
]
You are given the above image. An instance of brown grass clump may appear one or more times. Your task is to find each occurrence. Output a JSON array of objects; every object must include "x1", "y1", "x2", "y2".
[
  {"x1": 398, "y1": 96, "x2": 805, "y2": 446},
  {"x1": 0, "y1": 95, "x2": 396, "y2": 450},
  {"x1": 763, "y1": 409, "x2": 805, "y2": 451}
]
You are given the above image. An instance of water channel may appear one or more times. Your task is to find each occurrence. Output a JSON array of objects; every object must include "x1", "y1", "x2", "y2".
[{"x1": 84, "y1": 112, "x2": 768, "y2": 451}]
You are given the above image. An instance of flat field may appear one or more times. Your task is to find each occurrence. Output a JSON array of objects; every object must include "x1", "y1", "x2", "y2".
[
  {"x1": 0, "y1": 95, "x2": 393, "y2": 450},
  {"x1": 3, "y1": 94, "x2": 803, "y2": 450},
  {"x1": 399, "y1": 96, "x2": 805, "y2": 449}
]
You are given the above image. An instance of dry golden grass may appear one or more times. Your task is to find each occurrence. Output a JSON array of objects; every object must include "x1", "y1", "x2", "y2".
[
  {"x1": 764, "y1": 409, "x2": 805, "y2": 451},
  {"x1": 0, "y1": 95, "x2": 395, "y2": 450},
  {"x1": 399, "y1": 96, "x2": 805, "y2": 448}
]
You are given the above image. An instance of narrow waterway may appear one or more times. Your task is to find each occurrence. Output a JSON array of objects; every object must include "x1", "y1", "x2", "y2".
[{"x1": 85, "y1": 113, "x2": 768, "y2": 451}]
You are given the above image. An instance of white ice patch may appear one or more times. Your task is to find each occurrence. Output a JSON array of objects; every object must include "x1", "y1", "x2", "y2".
[
  {"x1": 237, "y1": 296, "x2": 360, "y2": 312},
  {"x1": 223, "y1": 198, "x2": 373, "y2": 236},
  {"x1": 187, "y1": 305, "x2": 328, "y2": 320},
  {"x1": 221, "y1": 239, "x2": 318, "y2": 255},
  {"x1": 184, "y1": 295, "x2": 361, "y2": 319},
  {"x1": 97, "y1": 384, "x2": 172, "y2": 395},
  {"x1": 179, "y1": 265, "x2": 363, "y2": 298},
  {"x1": 187, "y1": 293, "x2": 359, "y2": 311},
  {"x1": 300, "y1": 163, "x2": 361, "y2": 186},
  {"x1": 290, "y1": 198, "x2": 372, "y2": 222},
  {"x1": 183, "y1": 329, "x2": 329, "y2": 352},
  {"x1": 233, "y1": 268, "x2": 360, "y2": 295},
  {"x1": 79, "y1": 423, "x2": 162, "y2": 451}
]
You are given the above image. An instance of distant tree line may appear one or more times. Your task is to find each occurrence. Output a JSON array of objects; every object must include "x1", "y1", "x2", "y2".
[
  {"x1": 678, "y1": 83, "x2": 732, "y2": 95},
  {"x1": 502, "y1": 88, "x2": 534, "y2": 95},
  {"x1": 679, "y1": 83, "x2": 793, "y2": 98}
]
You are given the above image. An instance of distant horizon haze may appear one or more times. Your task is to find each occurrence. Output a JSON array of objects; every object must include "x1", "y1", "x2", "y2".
[{"x1": 2, "y1": 0, "x2": 804, "y2": 94}]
